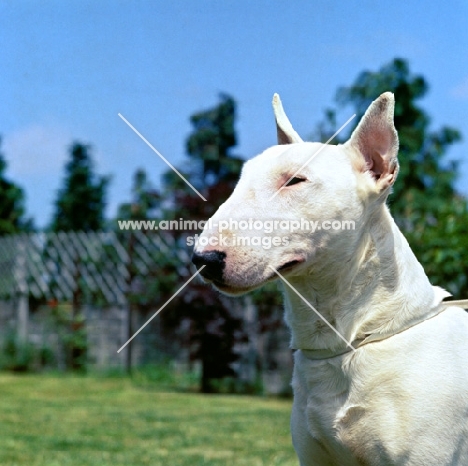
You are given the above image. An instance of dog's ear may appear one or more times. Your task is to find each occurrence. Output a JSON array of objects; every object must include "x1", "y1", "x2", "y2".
[
  {"x1": 346, "y1": 92, "x2": 399, "y2": 191},
  {"x1": 272, "y1": 93, "x2": 303, "y2": 145}
]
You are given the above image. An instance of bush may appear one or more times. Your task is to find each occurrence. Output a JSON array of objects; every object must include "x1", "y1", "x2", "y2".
[
  {"x1": 0, "y1": 332, "x2": 35, "y2": 372},
  {"x1": 42, "y1": 302, "x2": 89, "y2": 371},
  {"x1": 0, "y1": 331, "x2": 56, "y2": 373}
]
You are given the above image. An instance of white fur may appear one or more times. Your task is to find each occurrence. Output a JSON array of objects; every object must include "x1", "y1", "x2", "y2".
[{"x1": 194, "y1": 93, "x2": 468, "y2": 465}]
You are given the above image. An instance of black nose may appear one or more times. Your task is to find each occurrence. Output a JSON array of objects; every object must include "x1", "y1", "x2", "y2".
[{"x1": 191, "y1": 250, "x2": 226, "y2": 282}]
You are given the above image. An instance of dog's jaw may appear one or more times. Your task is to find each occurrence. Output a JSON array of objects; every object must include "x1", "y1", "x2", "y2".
[
  {"x1": 200, "y1": 256, "x2": 306, "y2": 297},
  {"x1": 210, "y1": 280, "x2": 265, "y2": 296}
]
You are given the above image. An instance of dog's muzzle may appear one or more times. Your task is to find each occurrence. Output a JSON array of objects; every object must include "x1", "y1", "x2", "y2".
[{"x1": 191, "y1": 250, "x2": 226, "y2": 283}]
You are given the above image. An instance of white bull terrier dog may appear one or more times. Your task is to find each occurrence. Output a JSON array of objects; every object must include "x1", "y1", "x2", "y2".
[{"x1": 191, "y1": 92, "x2": 468, "y2": 465}]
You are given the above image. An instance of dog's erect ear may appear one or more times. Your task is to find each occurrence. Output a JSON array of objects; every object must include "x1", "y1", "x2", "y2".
[
  {"x1": 346, "y1": 92, "x2": 399, "y2": 191},
  {"x1": 272, "y1": 93, "x2": 303, "y2": 145}
]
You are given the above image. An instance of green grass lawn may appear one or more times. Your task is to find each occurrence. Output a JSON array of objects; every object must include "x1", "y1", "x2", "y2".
[{"x1": 0, "y1": 373, "x2": 297, "y2": 465}]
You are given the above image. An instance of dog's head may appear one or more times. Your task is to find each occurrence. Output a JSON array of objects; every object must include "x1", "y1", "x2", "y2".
[{"x1": 192, "y1": 93, "x2": 399, "y2": 295}]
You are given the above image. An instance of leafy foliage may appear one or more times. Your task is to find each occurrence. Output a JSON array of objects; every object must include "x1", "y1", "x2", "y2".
[
  {"x1": 49, "y1": 142, "x2": 108, "y2": 370},
  {"x1": 0, "y1": 329, "x2": 55, "y2": 372},
  {"x1": 38, "y1": 301, "x2": 88, "y2": 371},
  {"x1": 314, "y1": 58, "x2": 468, "y2": 296},
  {"x1": 161, "y1": 94, "x2": 244, "y2": 223},
  {"x1": 51, "y1": 142, "x2": 109, "y2": 232},
  {"x1": 186, "y1": 93, "x2": 243, "y2": 188},
  {"x1": 115, "y1": 169, "x2": 177, "y2": 310},
  {"x1": 0, "y1": 139, "x2": 31, "y2": 235},
  {"x1": 117, "y1": 168, "x2": 160, "y2": 221}
]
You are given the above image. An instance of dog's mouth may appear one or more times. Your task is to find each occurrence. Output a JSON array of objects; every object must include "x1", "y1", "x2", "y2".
[
  {"x1": 276, "y1": 259, "x2": 304, "y2": 273},
  {"x1": 209, "y1": 258, "x2": 305, "y2": 296}
]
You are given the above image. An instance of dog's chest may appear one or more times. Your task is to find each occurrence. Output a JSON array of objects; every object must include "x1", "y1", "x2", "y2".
[
  {"x1": 292, "y1": 355, "x2": 357, "y2": 448},
  {"x1": 292, "y1": 353, "x2": 375, "y2": 465}
]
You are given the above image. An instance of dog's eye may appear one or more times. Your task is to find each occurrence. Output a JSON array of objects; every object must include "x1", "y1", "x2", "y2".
[{"x1": 285, "y1": 176, "x2": 306, "y2": 187}]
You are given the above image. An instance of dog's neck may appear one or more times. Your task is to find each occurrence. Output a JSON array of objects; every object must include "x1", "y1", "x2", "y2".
[{"x1": 283, "y1": 205, "x2": 449, "y2": 351}]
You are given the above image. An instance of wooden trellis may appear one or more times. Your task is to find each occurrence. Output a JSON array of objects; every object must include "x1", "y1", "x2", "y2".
[{"x1": 0, "y1": 231, "x2": 191, "y2": 305}]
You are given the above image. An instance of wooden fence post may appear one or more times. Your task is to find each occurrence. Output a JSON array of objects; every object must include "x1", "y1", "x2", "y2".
[
  {"x1": 16, "y1": 237, "x2": 29, "y2": 343},
  {"x1": 125, "y1": 232, "x2": 135, "y2": 374}
]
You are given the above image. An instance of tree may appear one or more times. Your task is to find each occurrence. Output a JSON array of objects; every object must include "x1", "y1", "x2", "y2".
[
  {"x1": 115, "y1": 169, "x2": 174, "y2": 312},
  {"x1": 160, "y1": 94, "x2": 244, "y2": 224},
  {"x1": 314, "y1": 58, "x2": 468, "y2": 297},
  {"x1": 51, "y1": 142, "x2": 109, "y2": 232},
  {"x1": 117, "y1": 168, "x2": 161, "y2": 222},
  {"x1": 160, "y1": 94, "x2": 248, "y2": 392},
  {"x1": 186, "y1": 93, "x2": 243, "y2": 189},
  {"x1": 49, "y1": 142, "x2": 109, "y2": 370},
  {"x1": 0, "y1": 139, "x2": 31, "y2": 235}
]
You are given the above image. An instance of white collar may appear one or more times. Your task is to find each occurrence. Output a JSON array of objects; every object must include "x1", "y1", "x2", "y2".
[{"x1": 299, "y1": 299, "x2": 468, "y2": 361}]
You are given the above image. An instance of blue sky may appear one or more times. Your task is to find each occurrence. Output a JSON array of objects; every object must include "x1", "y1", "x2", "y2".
[{"x1": 1, "y1": 0, "x2": 467, "y2": 227}]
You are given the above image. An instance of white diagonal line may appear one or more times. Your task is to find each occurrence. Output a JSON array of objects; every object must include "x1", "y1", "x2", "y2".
[
  {"x1": 269, "y1": 113, "x2": 356, "y2": 201},
  {"x1": 118, "y1": 113, "x2": 207, "y2": 201},
  {"x1": 269, "y1": 266, "x2": 356, "y2": 353},
  {"x1": 117, "y1": 266, "x2": 206, "y2": 353}
]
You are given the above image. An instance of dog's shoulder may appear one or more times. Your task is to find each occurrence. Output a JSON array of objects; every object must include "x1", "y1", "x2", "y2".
[{"x1": 334, "y1": 309, "x2": 468, "y2": 463}]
